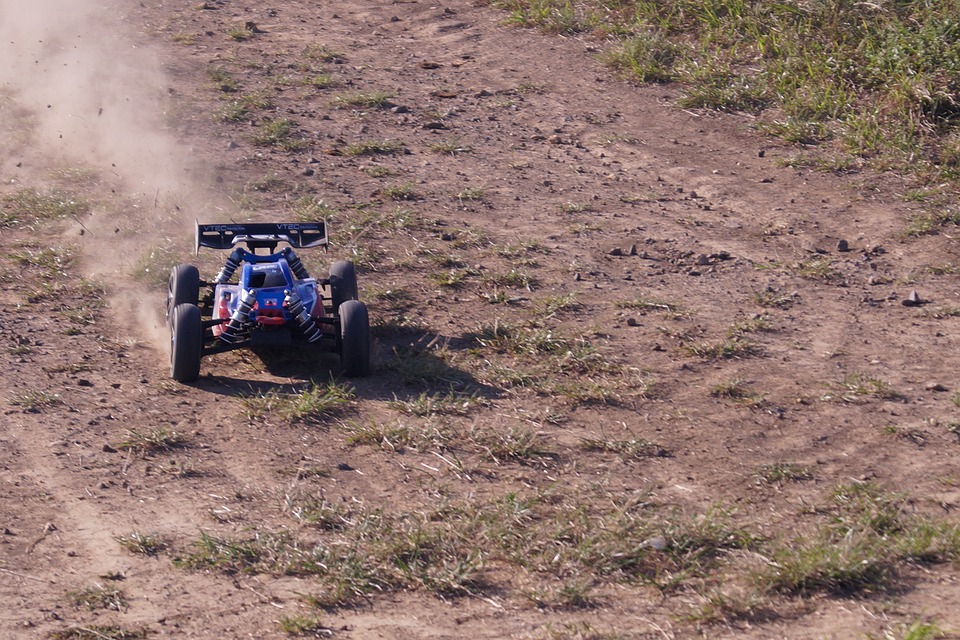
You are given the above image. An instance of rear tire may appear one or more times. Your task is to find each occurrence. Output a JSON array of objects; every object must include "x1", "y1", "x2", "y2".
[
  {"x1": 171, "y1": 303, "x2": 203, "y2": 383},
  {"x1": 339, "y1": 299, "x2": 370, "y2": 377},
  {"x1": 167, "y1": 264, "x2": 200, "y2": 323},
  {"x1": 329, "y1": 261, "x2": 358, "y2": 311}
]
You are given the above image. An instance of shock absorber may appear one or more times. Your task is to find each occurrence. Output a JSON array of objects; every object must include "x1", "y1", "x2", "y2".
[
  {"x1": 282, "y1": 247, "x2": 310, "y2": 279},
  {"x1": 219, "y1": 288, "x2": 257, "y2": 344},
  {"x1": 214, "y1": 248, "x2": 244, "y2": 284},
  {"x1": 284, "y1": 290, "x2": 323, "y2": 343}
]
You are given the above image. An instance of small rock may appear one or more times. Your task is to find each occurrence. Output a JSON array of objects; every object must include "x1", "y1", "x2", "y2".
[
  {"x1": 78, "y1": 379, "x2": 93, "y2": 387},
  {"x1": 302, "y1": 168, "x2": 314, "y2": 177},
  {"x1": 227, "y1": 140, "x2": 239, "y2": 150},
  {"x1": 422, "y1": 121, "x2": 445, "y2": 130},
  {"x1": 695, "y1": 254, "x2": 711, "y2": 266},
  {"x1": 337, "y1": 463, "x2": 354, "y2": 472},
  {"x1": 390, "y1": 105, "x2": 409, "y2": 114},
  {"x1": 641, "y1": 536, "x2": 668, "y2": 550},
  {"x1": 902, "y1": 290, "x2": 923, "y2": 307},
  {"x1": 547, "y1": 134, "x2": 563, "y2": 144},
  {"x1": 573, "y1": 273, "x2": 582, "y2": 282},
  {"x1": 440, "y1": 232, "x2": 455, "y2": 241},
  {"x1": 102, "y1": 443, "x2": 117, "y2": 453},
  {"x1": 626, "y1": 318, "x2": 638, "y2": 327},
  {"x1": 925, "y1": 382, "x2": 949, "y2": 392},
  {"x1": 652, "y1": 344, "x2": 664, "y2": 352},
  {"x1": 687, "y1": 269, "x2": 701, "y2": 276},
  {"x1": 836, "y1": 239, "x2": 850, "y2": 252},
  {"x1": 609, "y1": 247, "x2": 624, "y2": 256},
  {"x1": 629, "y1": 244, "x2": 638, "y2": 256}
]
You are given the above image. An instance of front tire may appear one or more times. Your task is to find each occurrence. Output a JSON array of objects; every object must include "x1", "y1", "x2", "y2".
[
  {"x1": 171, "y1": 303, "x2": 203, "y2": 383},
  {"x1": 329, "y1": 261, "x2": 358, "y2": 311},
  {"x1": 167, "y1": 264, "x2": 200, "y2": 323},
  {"x1": 339, "y1": 299, "x2": 370, "y2": 377}
]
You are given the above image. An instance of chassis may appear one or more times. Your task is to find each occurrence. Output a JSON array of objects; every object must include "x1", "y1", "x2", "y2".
[{"x1": 166, "y1": 221, "x2": 370, "y2": 382}]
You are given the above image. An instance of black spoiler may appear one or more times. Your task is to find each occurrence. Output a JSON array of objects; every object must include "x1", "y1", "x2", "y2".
[{"x1": 196, "y1": 222, "x2": 328, "y2": 252}]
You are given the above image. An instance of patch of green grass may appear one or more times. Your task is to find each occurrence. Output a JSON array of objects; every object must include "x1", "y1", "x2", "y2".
[
  {"x1": 67, "y1": 584, "x2": 127, "y2": 611},
  {"x1": 1, "y1": 188, "x2": 89, "y2": 227},
  {"x1": 50, "y1": 626, "x2": 148, "y2": 640},
  {"x1": 304, "y1": 73, "x2": 335, "y2": 88},
  {"x1": 115, "y1": 428, "x2": 187, "y2": 456},
  {"x1": 535, "y1": 292, "x2": 581, "y2": 317},
  {"x1": 605, "y1": 30, "x2": 681, "y2": 83},
  {"x1": 290, "y1": 195, "x2": 337, "y2": 222},
  {"x1": 278, "y1": 614, "x2": 333, "y2": 637},
  {"x1": 252, "y1": 118, "x2": 308, "y2": 151},
  {"x1": 684, "y1": 337, "x2": 761, "y2": 360},
  {"x1": 753, "y1": 286, "x2": 796, "y2": 309},
  {"x1": 615, "y1": 295, "x2": 686, "y2": 318},
  {"x1": 243, "y1": 382, "x2": 355, "y2": 424},
  {"x1": 10, "y1": 390, "x2": 61, "y2": 412},
  {"x1": 758, "y1": 482, "x2": 960, "y2": 596},
  {"x1": 216, "y1": 92, "x2": 274, "y2": 122},
  {"x1": 208, "y1": 67, "x2": 239, "y2": 92},
  {"x1": 363, "y1": 165, "x2": 393, "y2": 177},
  {"x1": 333, "y1": 91, "x2": 395, "y2": 109},
  {"x1": 389, "y1": 390, "x2": 486, "y2": 417},
  {"x1": 755, "y1": 463, "x2": 813, "y2": 485},
  {"x1": 380, "y1": 182, "x2": 416, "y2": 201},
  {"x1": 727, "y1": 316, "x2": 773, "y2": 336},
  {"x1": 471, "y1": 424, "x2": 557, "y2": 465},
  {"x1": 337, "y1": 139, "x2": 404, "y2": 156},
  {"x1": 302, "y1": 44, "x2": 344, "y2": 62},
  {"x1": 709, "y1": 378, "x2": 764, "y2": 407},
  {"x1": 796, "y1": 255, "x2": 841, "y2": 281},
  {"x1": 12, "y1": 245, "x2": 75, "y2": 275},
  {"x1": 579, "y1": 437, "x2": 669, "y2": 459},
  {"x1": 227, "y1": 26, "x2": 255, "y2": 41},
  {"x1": 456, "y1": 187, "x2": 486, "y2": 201},
  {"x1": 485, "y1": 269, "x2": 537, "y2": 290},
  {"x1": 115, "y1": 532, "x2": 167, "y2": 556},
  {"x1": 828, "y1": 372, "x2": 905, "y2": 403},
  {"x1": 132, "y1": 245, "x2": 180, "y2": 286}
]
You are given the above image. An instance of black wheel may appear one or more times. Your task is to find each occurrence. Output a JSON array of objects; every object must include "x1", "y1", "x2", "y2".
[
  {"x1": 339, "y1": 299, "x2": 370, "y2": 377},
  {"x1": 170, "y1": 303, "x2": 203, "y2": 383},
  {"x1": 167, "y1": 264, "x2": 200, "y2": 323},
  {"x1": 329, "y1": 260, "x2": 358, "y2": 311}
]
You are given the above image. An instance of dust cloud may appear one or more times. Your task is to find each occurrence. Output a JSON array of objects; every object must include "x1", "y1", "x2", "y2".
[{"x1": 0, "y1": 0, "x2": 217, "y2": 352}]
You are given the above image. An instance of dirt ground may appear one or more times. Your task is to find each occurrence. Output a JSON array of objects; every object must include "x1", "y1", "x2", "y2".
[{"x1": 2, "y1": 1, "x2": 960, "y2": 638}]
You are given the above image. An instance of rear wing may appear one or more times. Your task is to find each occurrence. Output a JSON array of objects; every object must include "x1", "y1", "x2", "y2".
[{"x1": 196, "y1": 222, "x2": 328, "y2": 253}]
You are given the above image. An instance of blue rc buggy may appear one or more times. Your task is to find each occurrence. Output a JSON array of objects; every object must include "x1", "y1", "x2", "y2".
[{"x1": 166, "y1": 222, "x2": 370, "y2": 382}]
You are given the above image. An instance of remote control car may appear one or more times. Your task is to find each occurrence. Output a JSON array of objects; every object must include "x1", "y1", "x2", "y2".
[{"x1": 166, "y1": 221, "x2": 370, "y2": 383}]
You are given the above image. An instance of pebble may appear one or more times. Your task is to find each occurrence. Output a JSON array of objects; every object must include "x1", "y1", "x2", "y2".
[
  {"x1": 925, "y1": 382, "x2": 949, "y2": 392},
  {"x1": 626, "y1": 318, "x2": 638, "y2": 327},
  {"x1": 629, "y1": 244, "x2": 638, "y2": 256},
  {"x1": 837, "y1": 239, "x2": 850, "y2": 252},
  {"x1": 641, "y1": 536, "x2": 668, "y2": 550},
  {"x1": 390, "y1": 105, "x2": 409, "y2": 114},
  {"x1": 902, "y1": 290, "x2": 923, "y2": 306},
  {"x1": 609, "y1": 247, "x2": 624, "y2": 256}
]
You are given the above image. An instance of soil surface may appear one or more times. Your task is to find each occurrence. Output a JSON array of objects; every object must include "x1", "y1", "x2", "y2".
[{"x1": 2, "y1": 1, "x2": 960, "y2": 639}]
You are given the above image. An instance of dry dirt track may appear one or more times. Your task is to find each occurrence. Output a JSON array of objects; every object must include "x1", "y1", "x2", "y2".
[{"x1": 2, "y1": 1, "x2": 960, "y2": 638}]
